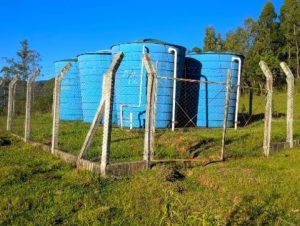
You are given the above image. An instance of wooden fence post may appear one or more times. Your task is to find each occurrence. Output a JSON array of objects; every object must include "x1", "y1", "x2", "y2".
[
  {"x1": 100, "y1": 53, "x2": 123, "y2": 176},
  {"x1": 259, "y1": 61, "x2": 273, "y2": 157},
  {"x1": 24, "y1": 69, "x2": 40, "y2": 142},
  {"x1": 220, "y1": 69, "x2": 232, "y2": 161},
  {"x1": 6, "y1": 78, "x2": 18, "y2": 131},
  {"x1": 79, "y1": 53, "x2": 123, "y2": 161},
  {"x1": 143, "y1": 53, "x2": 157, "y2": 169},
  {"x1": 280, "y1": 62, "x2": 294, "y2": 148},
  {"x1": 51, "y1": 63, "x2": 72, "y2": 153}
]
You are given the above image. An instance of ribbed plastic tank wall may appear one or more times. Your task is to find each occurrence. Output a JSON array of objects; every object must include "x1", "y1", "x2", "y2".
[
  {"x1": 111, "y1": 39, "x2": 186, "y2": 128},
  {"x1": 77, "y1": 51, "x2": 113, "y2": 123},
  {"x1": 54, "y1": 59, "x2": 83, "y2": 121},
  {"x1": 186, "y1": 52, "x2": 243, "y2": 127}
]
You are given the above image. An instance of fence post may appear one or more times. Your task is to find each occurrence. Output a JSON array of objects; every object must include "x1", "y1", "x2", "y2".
[
  {"x1": 6, "y1": 78, "x2": 18, "y2": 131},
  {"x1": 24, "y1": 69, "x2": 40, "y2": 142},
  {"x1": 220, "y1": 69, "x2": 232, "y2": 161},
  {"x1": 100, "y1": 52, "x2": 123, "y2": 176},
  {"x1": 259, "y1": 61, "x2": 273, "y2": 157},
  {"x1": 143, "y1": 53, "x2": 157, "y2": 169},
  {"x1": 51, "y1": 63, "x2": 72, "y2": 153},
  {"x1": 280, "y1": 62, "x2": 294, "y2": 148}
]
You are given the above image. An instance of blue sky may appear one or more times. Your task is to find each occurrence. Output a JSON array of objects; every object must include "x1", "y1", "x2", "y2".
[{"x1": 0, "y1": 0, "x2": 284, "y2": 80}]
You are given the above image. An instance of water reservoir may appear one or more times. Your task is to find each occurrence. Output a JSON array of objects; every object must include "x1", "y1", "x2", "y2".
[
  {"x1": 77, "y1": 51, "x2": 113, "y2": 123},
  {"x1": 111, "y1": 39, "x2": 186, "y2": 128},
  {"x1": 186, "y1": 52, "x2": 243, "y2": 127},
  {"x1": 54, "y1": 59, "x2": 83, "y2": 121}
]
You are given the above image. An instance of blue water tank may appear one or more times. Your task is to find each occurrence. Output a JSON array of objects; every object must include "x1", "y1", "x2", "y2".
[
  {"x1": 77, "y1": 51, "x2": 113, "y2": 123},
  {"x1": 111, "y1": 39, "x2": 186, "y2": 128},
  {"x1": 186, "y1": 52, "x2": 243, "y2": 127},
  {"x1": 54, "y1": 59, "x2": 83, "y2": 121}
]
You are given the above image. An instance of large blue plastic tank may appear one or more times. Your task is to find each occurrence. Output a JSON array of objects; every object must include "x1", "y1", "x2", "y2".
[
  {"x1": 111, "y1": 39, "x2": 186, "y2": 128},
  {"x1": 77, "y1": 51, "x2": 113, "y2": 123},
  {"x1": 54, "y1": 59, "x2": 83, "y2": 121},
  {"x1": 186, "y1": 52, "x2": 243, "y2": 127}
]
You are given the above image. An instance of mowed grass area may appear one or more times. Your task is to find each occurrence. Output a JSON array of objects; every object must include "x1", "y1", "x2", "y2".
[{"x1": 0, "y1": 133, "x2": 300, "y2": 225}]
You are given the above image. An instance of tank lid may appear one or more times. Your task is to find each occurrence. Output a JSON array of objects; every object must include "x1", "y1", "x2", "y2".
[
  {"x1": 188, "y1": 51, "x2": 244, "y2": 59},
  {"x1": 111, "y1": 38, "x2": 186, "y2": 51},
  {"x1": 53, "y1": 58, "x2": 77, "y2": 63},
  {"x1": 77, "y1": 50, "x2": 112, "y2": 57}
]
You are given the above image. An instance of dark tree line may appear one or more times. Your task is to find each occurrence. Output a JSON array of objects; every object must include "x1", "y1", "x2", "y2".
[{"x1": 193, "y1": 0, "x2": 300, "y2": 91}]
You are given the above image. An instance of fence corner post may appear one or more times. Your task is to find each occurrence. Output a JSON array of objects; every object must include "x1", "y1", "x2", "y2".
[
  {"x1": 280, "y1": 62, "x2": 294, "y2": 148},
  {"x1": 24, "y1": 69, "x2": 40, "y2": 142},
  {"x1": 6, "y1": 78, "x2": 18, "y2": 131},
  {"x1": 259, "y1": 61, "x2": 273, "y2": 157},
  {"x1": 51, "y1": 63, "x2": 72, "y2": 153},
  {"x1": 220, "y1": 69, "x2": 232, "y2": 161},
  {"x1": 100, "y1": 52, "x2": 123, "y2": 177}
]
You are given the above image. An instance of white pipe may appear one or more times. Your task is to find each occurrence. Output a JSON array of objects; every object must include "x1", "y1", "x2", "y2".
[
  {"x1": 232, "y1": 56, "x2": 242, "y2": 130},
  {"x1": 168, "y1": 48, "x2": 178, "y2": 132},
  {"x1": 120, "y1": 45, "x2": 147, "y2": 128},
  {"x1": 129, "y1": 112, "x2": 133, "y2": 130}
]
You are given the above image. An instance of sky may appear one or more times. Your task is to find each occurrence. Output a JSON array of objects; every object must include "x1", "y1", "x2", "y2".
[{"x1": 0, "y1": 0, "x2": 284, "y2": 80}]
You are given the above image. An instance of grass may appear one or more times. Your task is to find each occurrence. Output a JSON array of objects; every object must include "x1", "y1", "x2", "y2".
[
  {"x1": 0, "y1": 134, "x2": 300, "y2": 225},
  {"x1": 0, "y1": 83, "x2": 300, "y2": 224}
]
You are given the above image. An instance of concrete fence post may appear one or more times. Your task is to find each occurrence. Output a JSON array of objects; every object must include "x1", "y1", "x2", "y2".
[
  {"x1": 259, "y1": 61, "x2": 273, "y2": 157},
  {"x1": 100, "y1": 52, "x2": 123, "y2": 176},
  {"x1": 143, "y1": 53, "x2": 157, "y2": 169},
  {"x1": 78, "y1": 53, "x2": 123, "y2": 162},
  {"x1": 24, "y1": 69, "x2": 40, "y2": 142},
  {"x1": 221, "y1": 69, "x2": 232, "y2": 161},
  {"x1": 6, "y1": 78, "x2": 18, "y2": 131},
  {"x1": 51, "y1": 63, "x2": 72, "y2": 153},
  {"x1": 280, "y1": 62, "x2": 294, "y2": 148}
]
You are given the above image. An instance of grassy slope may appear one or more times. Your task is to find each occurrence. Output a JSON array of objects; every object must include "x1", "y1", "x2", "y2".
[
  {"x1": 0, "y1": 134, "x2": 300, "y2": 225},
  {"x1": 0, "y1": 82, "x2": 299, "y2": 225}
]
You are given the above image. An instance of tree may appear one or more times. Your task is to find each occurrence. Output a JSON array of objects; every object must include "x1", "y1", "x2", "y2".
[
  {"x1": 203, "y1": 27, "x2": 218, "y2": 51},
  {"x1": 244, "y1": 2, "x2": 284, "y2": 90},
  {"x1": 280, "y1": 0, "x2": 300, "y2": 78},
  {"x1": 191, "y1": 46, "x2": 202, "y2": 53},
  {"x1": 1, "y1": 40, "x2": 40, "y2": 80}
]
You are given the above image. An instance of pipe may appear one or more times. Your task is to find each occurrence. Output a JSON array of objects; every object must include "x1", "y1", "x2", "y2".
[
  {"x1": 168, "y1": 48, "x2": 178, "y2": 131},
  {"x1": 232, "y1": 56, "x2": 242, "y2": 130},
  {"x1": 120, "y1": 45, "x2": 147, "y2": 129}
]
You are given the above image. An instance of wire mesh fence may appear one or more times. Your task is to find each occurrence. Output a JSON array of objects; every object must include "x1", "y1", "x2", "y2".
[
  {"x1": 31, "y1": 79, "x2": 54, "y2": 144},
  {"x1": 1, "y1": 57, "x2": 300, "y2": 176},
  {"x1": 10, "y1": 81, "x2": 26, "y2": 137},
  {"x1": 0, "y1": 79, "x2": 9, "y2": 130}
]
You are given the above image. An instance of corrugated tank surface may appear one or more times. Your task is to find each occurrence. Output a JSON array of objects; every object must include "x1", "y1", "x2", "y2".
[
  {"x1": 186, "y1": 52, "x2": 243, "y2": 127},
  {"x1": 54, "y1": 59, "x2": 83, "y2": 121},
  {"x1": 111, "y1": 39, "x2": 186, "y2": 128},
  {"x1": 77, "y1": 51, "x2": 113, "y2": 123}
]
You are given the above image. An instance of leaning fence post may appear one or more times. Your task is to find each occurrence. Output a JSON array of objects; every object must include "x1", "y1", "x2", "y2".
[
  {"x1": 6, "y1": 78, "x2": 18, "y2": 131},
  {"x1": 24, "y1": 69, "x2": 40, "y2": 142},
  {"x1": 100, "y1": 52, "x2": 123, "y2": 176},
  {"x1": 220, "y1": 69, "x2": 232, "y2": 161},
  {"x1": 143, "y1": 53, "x2": 157, "y2": 169},
  {"x1": 280, "y1": 62, "x2": 294, "y2": 148},
  {"x1": 259, "y1": 61, "x2": 273, "y2": 157},
  {"x1": 51, "y1": 63, "x2": 72, "y2": 153}
]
